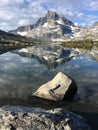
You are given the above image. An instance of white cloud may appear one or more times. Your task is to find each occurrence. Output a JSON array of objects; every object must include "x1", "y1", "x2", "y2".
[
  {"x1": 83, "y1": 0, "x2": 98, "y2": 11},
  {"x1": 0, "y1": 10, "x2": 14, "y2": 20},
  {"x1": 67, "y1": 11, "x2": 74, "y2": 17},
  {"x1": 89, "y1": 1, "x2": 98, "y2": 11},
  {"x1": 18, "y1": 19, "x2": 30, "y2": 26},
  {"x1": 1, "y1": 22, "x2": 8, "y2": 27},
  {"x1": 77, "y1": 13, "x2": 84, "y2": 18},
  {"x1": 81, "y1": 23, "x2": 86, "y2": 27},
  {"x1": 0, "y1": 0, "x2": 98, "y2": 31},
  {"x1": 0, "y1": 0, "x2": 24, "y2": 6}
]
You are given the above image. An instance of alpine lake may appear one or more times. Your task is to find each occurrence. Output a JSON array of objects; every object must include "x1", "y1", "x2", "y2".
[{"x1": 0, "y1": 44, "x2": 98, "y2": 130}]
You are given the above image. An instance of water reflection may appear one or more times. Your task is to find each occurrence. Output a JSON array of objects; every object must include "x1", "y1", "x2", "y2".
[
  {"x1": 0, "y1": 46, "x2": 98, "y2": 112},
  {"x1": 0, "y1": 46, "x2": 98, "y2": 130},
  {"x1": 12, "y1": 45, "x2": 80, "y2": 70}
]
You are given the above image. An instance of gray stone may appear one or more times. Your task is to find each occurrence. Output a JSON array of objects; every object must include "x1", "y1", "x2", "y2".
[
  {"x1": 0, "y1": 106, "x2": 91, "y2": 130},
  {"x1": 33, "y1": 72, "x2": 77, "y2": 101}
]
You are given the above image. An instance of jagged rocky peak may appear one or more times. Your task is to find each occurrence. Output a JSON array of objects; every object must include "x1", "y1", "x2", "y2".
[
  {"x1": 45, "y1": 10, "x2": 74, "y2": 26},
  {"x1": 46, "y1": 10, "x2": 59, "y2": 21},
  {"x1": 9, "y1": 10, "x2": 76, "y2": 39},
  {"x1": 34, "y1": 11, "x2": 59, "y2": 27},
  {"x1": 35, "y1": 10, "x2": 75, "y2": 28}
]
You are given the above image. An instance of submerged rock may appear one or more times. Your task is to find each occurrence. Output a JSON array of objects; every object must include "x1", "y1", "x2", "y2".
[
  {"x1": 33, "y1": 72, "x2": 77, "y2": 101},
  {"x1": 0, "y1": 106, "x2": 91, "y2": 130}
]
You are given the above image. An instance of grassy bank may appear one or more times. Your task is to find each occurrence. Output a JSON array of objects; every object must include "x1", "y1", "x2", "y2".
[{"x1": 62, "y1": 39, "x2": 98, "y2": 50}]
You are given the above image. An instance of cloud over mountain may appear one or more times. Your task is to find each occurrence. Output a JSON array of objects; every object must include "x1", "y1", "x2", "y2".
[{"x1": 0, "y1": 0, "x2": 98, "y2": 31}]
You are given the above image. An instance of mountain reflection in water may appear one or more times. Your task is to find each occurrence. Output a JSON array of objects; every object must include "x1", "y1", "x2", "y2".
[
  {"x1": 0, "y1": 45, "x2": 98, "y2": 129},
  {"x1": 12, "y1": 45, "x2": 81, "y2": 70}
]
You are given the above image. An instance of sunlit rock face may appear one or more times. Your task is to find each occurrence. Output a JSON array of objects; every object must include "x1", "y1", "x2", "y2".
[
  {"x1": 17, "y1": 45, "x2": 80, "y2": 69},
  {"x1": 0, "y1": 106, "x2": 91, "y2": 130},
  {"x1": 33, "y1": 72, "x2": 77, "y2": 101}
]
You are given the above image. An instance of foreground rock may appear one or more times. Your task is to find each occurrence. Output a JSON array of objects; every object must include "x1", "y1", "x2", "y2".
[
  {"x1": 0, "y1": 106, "x2": 91, "y2": 130},
  {"x1": 33, "y1": 72, "x2": 77, "y2": 101}
]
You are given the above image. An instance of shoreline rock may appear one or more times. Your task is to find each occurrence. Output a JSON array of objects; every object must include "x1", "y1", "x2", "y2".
[
  {"x1": 32, "y1": 72, "x2": 77, "y2": 101},
  {"x1": 0, "y1": 106, "x2": 91, "y2": 130}
]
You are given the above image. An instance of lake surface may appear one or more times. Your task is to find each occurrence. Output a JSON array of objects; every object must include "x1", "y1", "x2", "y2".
[{"x1": 0, "y1": 45, "x2": 98, "y2": 129}]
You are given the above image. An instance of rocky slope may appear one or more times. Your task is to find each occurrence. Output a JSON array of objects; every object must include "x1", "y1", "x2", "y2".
[
  {"x1": 0, "y1": 29, "x2": 34, "y2": 44},
  {"x1": 0, "y1": 106, "x2": 91, "y2": 130},
  {"x1": 9, "y1": 24, "x2": 34, "y2": 36},
  {"x1": 74, "y1": 22, "x2": 98, "y2": 40}
]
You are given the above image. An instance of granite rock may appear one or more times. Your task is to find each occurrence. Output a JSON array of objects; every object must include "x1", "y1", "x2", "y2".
[
  {"x1": 0, "y1": 106, "x2": 91, "y2": 130},
  {"x1": 33, "y1": 72, "x2": 77, "y2": 101}
]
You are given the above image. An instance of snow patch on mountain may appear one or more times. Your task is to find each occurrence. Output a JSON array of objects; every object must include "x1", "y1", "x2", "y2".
[
  {"x1": 43, "y1": 23, "x2": 48, "y2": 27},
  {"x1": 17, "y1": 31, "x2": 28, "y2": 36},
  {"x1": 56, "y1": 20, "x2": 64, "y2": 25}
]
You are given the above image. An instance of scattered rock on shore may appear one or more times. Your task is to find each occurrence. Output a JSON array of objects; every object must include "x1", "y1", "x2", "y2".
[
  {"x1": 32, "y1": 72, "x2": 77, "y2": 101},
  {"x1": 0, "y1": 106, "x2": 91, "y2": 130}
]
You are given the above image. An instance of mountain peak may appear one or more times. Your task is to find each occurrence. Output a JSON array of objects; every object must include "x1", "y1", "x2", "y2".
[
  {"x1": 9, "y1": 10, "x2": 76, "y2": 39},
  {"x1": 46, "y1": 10, "x2": 59, "y2": 21}
]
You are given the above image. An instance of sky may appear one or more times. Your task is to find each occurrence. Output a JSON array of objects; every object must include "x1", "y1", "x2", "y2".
[{"x1": 0, "y1": 0, "x2": 98, "y2": 31}]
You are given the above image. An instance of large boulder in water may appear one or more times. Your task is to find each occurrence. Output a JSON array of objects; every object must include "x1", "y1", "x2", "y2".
[
  {"x1": 0, "y1": 106, "x2": 91, "y2": 130},
  {"x1": 32, "y1": 72, "x2": 77, "y2": 101}
]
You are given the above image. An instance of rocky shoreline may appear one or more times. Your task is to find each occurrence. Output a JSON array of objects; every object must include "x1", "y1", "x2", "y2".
[{"x1": 0, "y1": 106, "x2": 91, "y2": 130}]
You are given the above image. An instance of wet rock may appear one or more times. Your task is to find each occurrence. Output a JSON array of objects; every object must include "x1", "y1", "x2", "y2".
[
  {"x1": 33, "y1": 72, "x2": 77, "y2": 101},
  {"x1": 0, "y1": 106, "x2": 91, "y2": 130}
]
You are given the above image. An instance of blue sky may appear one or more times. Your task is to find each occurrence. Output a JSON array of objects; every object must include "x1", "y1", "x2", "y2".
[{"x1": 0, "y1": 0, "x2": 98, "y2": 31}]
